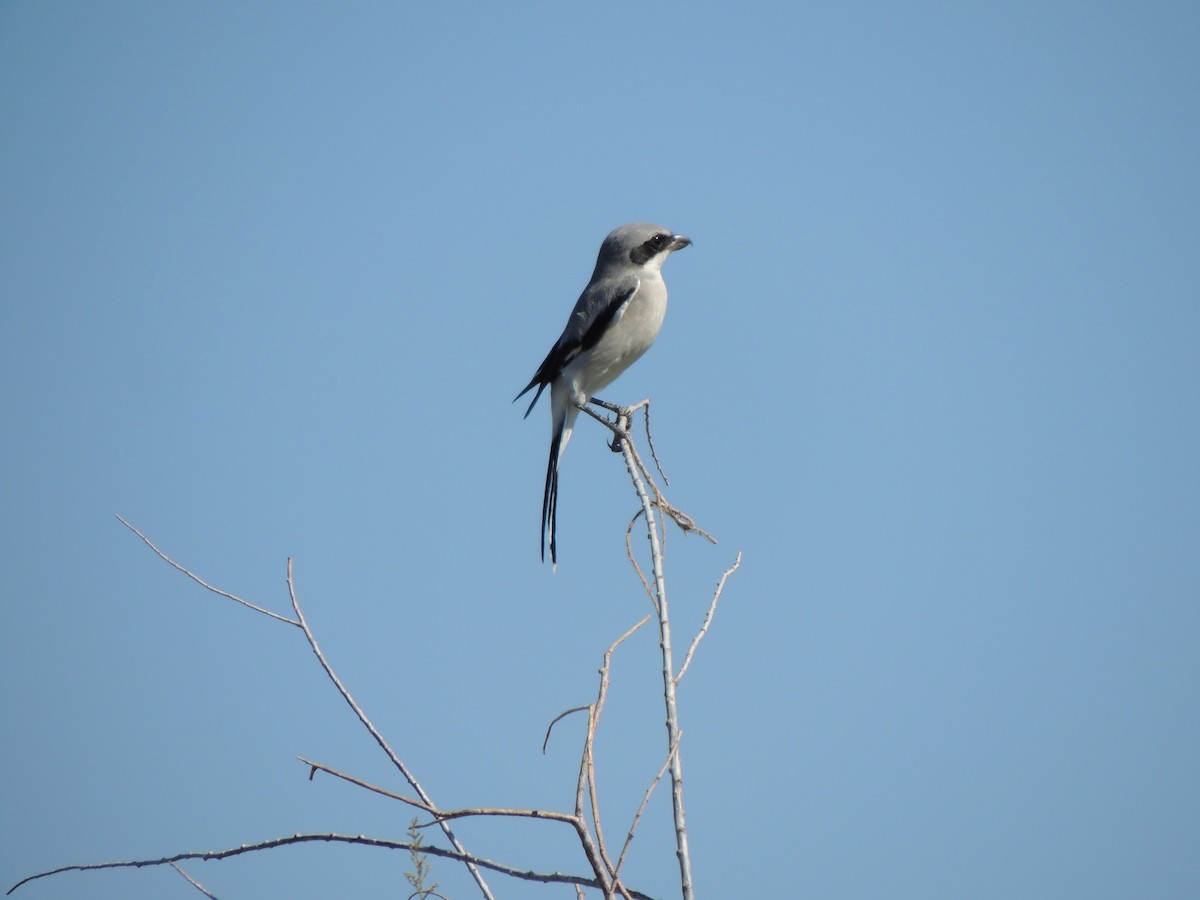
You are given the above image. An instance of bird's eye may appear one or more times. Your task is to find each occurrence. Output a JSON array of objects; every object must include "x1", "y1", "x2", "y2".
[{"x1": 652, "y1": 234, "x2": 668, "y2": 247}]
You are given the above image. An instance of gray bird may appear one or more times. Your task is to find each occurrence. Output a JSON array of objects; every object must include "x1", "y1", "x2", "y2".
[{"x1": 515, "y1": 222, "x2": 692, "y2": 567}]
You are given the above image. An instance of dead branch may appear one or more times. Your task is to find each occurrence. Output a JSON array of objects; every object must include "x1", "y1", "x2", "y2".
[
  {"x1": 111, "y1": 521, "x2": 495, "y2": 900},
  {"x1": 299, "y1": 755, "x2": 626, "y2": 896},
  {"x1": 581, "y1": 407, "x2": 716, "y2": 545},
  {"x1": 85, "y1": 397, "x2": 734, "y2": 900},
  {"x1": 616, "y1": 409, "x2": 695, "y2": 899},
  {"x1": 581, "y1": 398, "x2": 742, "y2": 900},
  {"x1": 7, "y1": 834, "x2": 657, "y2": 900},
  {"x1": 583, "y1": 616, "x2": 651, "y2": 900},
  {"x1": 299, "y1": 757, "x2": 435, "y2": 812}
]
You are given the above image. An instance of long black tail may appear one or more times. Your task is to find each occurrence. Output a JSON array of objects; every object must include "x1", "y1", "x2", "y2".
[{"x1": 541, "y1": 422, "x2": 563, "y2": 566}]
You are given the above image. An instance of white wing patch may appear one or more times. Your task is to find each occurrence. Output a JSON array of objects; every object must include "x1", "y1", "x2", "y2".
[{"x1": 607, "y1": 276, "x2": 640, "y2": 328}]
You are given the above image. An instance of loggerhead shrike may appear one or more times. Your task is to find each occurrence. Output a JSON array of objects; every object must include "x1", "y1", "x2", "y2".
[{"x1": 515, "y1": 222, "x2": 691, "y2": 567}]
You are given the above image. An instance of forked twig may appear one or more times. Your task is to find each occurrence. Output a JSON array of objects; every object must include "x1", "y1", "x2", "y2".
[
  {"x1": 581, "y1": 407, "x2": 716, "y2": 545},
  {"x1": 584, "y1": 617, "x2": 650, "y2": 900},
  {"x1": 286, "y1": 561, "x2": 492, "y2": 895},
  {"x1": 109, "y1": 518, "x2": 495, "y2": 900},
  {"x1": 299, "y1": 757, "x2": 434, "y2": 812},
  {"x1": 299, "y1": 757, "x2": 609, "y2": 863},
  {"x1": 539, "y1": 616, "x2": 650, "y2": 900},
  {"x1": 580, "y1": 397, "x2": 742, "y2": 900},
  {"x1": 116, "y1": 515, "x2": 298, "y2": 626}
]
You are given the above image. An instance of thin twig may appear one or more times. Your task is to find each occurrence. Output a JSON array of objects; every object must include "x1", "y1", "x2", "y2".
[
  {"x1": 624, "y1": 510, "x2": 656, "y2": 609},
  {"x1": 169, "y1": 862, "x2": 218, "y2": 899},
  {"x1": 7, "y1": 834, "x2": 657, "y2": 900},
  {"x1": 115, "y1": 516, "x2": 299, "y2": 625},
  {"x1": 543, "y1": 706, "x2": 590, "y2": 754},
  {"x1": 585, "y1": 617, "x2": 650, "y2": 899},
  {"x1": 675, "y1": 552, "x2": 742, "y2": 686},
  {"x1": 616, "y1": 731, "x2": 682, "y2": 877},
  {"x1": 641, "y1": 401, "x2": 670, "y2": 486}
]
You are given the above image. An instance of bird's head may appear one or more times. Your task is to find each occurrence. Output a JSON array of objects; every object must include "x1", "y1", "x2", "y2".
[{"x1": 598, "y1": 222, "x2": 691, "y2": 273}]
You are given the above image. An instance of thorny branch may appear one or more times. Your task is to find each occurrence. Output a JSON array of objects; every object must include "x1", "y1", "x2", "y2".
[{"x1": 583, "y1": 397, "x2": 742, "y2": 900}]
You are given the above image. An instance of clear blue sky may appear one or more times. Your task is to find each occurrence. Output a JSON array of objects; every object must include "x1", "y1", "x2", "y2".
[{"x1": 3, "y1": 2, "x2": 1198, "y2": 898}]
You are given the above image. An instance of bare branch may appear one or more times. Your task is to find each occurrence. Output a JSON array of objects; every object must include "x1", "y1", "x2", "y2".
[
  {"x1": 298, "y1": 757, "x2": 435, "y2": 812},
  {"x1": 585, "y1": 617, "x2": 650, "y2": 899},
  {"x1": 7, "y1": 834, "x2": 657, "y2": 900},
  {"x1": 300, "y1": 759, "x2": 588, "y2": 830},
  {"x1": 675, "y1": 552, "x2": 742, "y2": 686},
  {"x1": 613, "y1": 408, "x2": 696, "y2": 899},
  {"x1": 115, "y1": 515, "x2": 299, "y2": 626},
  {"x1": 616, "y1": 731, "x2": 682, "y2": 877},
  {"x1": 283, "y1": 561, "x2": 495, "y2": 898},
  {"x1": 169, "y1": 862, "x2": 218, "y2": 899},
  {"x1": 109, "y1": 391, "x2": 731, "y2": 900},
  {"x1": 419, "y1": 806, "x2": 581, "y2": 827},
  {"x1": 115, "y1": 520, "x2": 494, "y2": 900},
  {"x1": 583, "y1": 410, "x2": 716, "y2": 545},
  {"x1": 582, "y1": 398, "x2": 732, "y2": 900}
]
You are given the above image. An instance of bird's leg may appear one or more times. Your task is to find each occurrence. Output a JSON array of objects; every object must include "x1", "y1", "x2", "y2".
[
  {"x1": 588, "y1": 397, "x2": 624, "y2": 414},
  {"x1": 579, "y1": 398, "x2": 631, "y2": 451}
]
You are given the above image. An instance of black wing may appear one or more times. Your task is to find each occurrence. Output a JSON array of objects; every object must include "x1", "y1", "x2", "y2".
[{"x1": 513, "y1": 275, "x2": 640, "y2": 418}]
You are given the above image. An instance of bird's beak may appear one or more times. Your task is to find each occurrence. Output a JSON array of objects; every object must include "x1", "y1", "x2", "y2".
[{"x1": 669, "y1": 234, "x2": 692, "y2": 251}]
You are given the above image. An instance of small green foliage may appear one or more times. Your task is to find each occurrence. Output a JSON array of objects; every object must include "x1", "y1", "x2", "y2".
[{"x1": 403, "y1": 817, "x2": 440, "y2": 900}]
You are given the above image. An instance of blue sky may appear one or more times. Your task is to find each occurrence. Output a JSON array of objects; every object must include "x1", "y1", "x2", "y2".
[{"x1": 3, "y1": 2, "x2": 1198, "y2": 898}]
